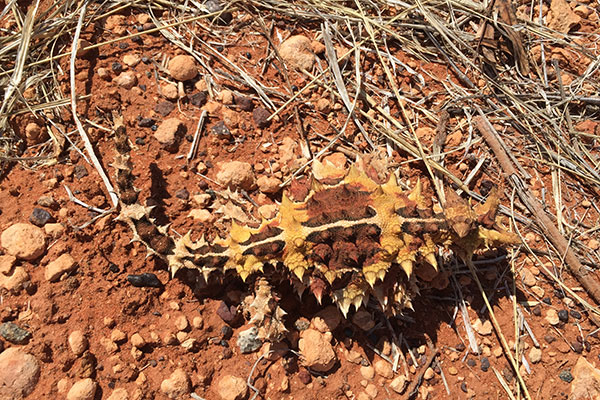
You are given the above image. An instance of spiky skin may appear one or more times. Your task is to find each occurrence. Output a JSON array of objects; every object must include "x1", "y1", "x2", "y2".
[{"x1": 164, "y1": 160, "x2": 519, "y2": 317}]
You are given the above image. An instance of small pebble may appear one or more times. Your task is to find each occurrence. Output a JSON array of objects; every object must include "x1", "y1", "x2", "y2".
[
  {"x1": 0, "y1": 322, "x2": 32, "y2": 344},
  {"x1": 558, "y1": 309, "x2": 569, "y2": 323},
  {"x1": 252, "y1": 107, "x2": 270, "y2": 128},
  {"x1": 559, "y1": 369, "x2": 573, "y2": 383},
  {"x1": 189, "y1": 91, "x2": 207, "y2": 107},
  {"x1": 155, "y1": 101, "x2": 175, "y2": 116},
  {"x1": 127, "y1": 273, "x2": 162, "y2": 288},
  {"x1": 221, "y1": 325, "x2": 233, "y2": 340},
  {"x1": 297, "y1": 369, "x2": 311, "y2": 385},
  {"x1": 542, "y1": 297, "x2": 552, "y2": 305},
  {"x1": 175, "y1": 188, "x2": 189, "y2": 200},
  {"x1": 570, "y1": 310, "x2": 582, "y2": 320},
  {"x1": 216, "y1": 302, "x2": 239, "y2": 324},
  {"x1": 29, "y1": 208, "x2": 52, "y2": 227},
  {"x1": 572, "y1": 341, "x2": 583, "y2": 353},
  {"x1": 466, "y1": 359, "x2": 476, "y2": 367},
  {"x1": 74, "y1": 165, "x2": 88, "y2": 179},
  {"x1": 138, "y1": 118, "x2": 155, "y2": 128},
  {"x1": 237, "y1": 327, "x2": 262, "y2": 354},
  {"x1": 480, "y1": 357, "x2": 490, "y2": 372},
  {"x1": 211, "y1": 121, "x2": 232, "y2": 140}
]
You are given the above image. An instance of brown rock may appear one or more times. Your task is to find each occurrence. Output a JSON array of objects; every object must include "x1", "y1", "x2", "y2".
[
  {"x1": 570, "y1": 356, "x2": 600, "y2": 400},
  {"x1": 389, "y1": 375, "x2": 408, "y2": 394},
  {"x1": 374, "y1": 359, "x2": 393, "y2": 379},
  {"x1": 160, "y1": 368, "x2": 191, "y2": 399},
  {"x1": 529, "y1": 347, "x2": 542, "y2": 364},
  {"x1": 68, "y1": 330, "x2": 89, "y2": 356},
  {"x1": 217, "y1": 375, "x2": 248, "y2": 400},
  {"x1": 279, "y1": 35, "x2": 315, "y2": 70},
  {"x1": 298, "y1": 329, "x2": 337, "y2": 373},
  {"x1": 44, "y1": 223, "x2": 65, "y2": 239},
  {"x1": 154, "y1": 118, "x2": 186, "y2": 151},
  {"x1": 360, "y1": 365, "x2": 375, "y2": 380},
  {"x1": 546, "y1": 309, "x2": 560, "y2": 326},
  {"x1": 130, "y1": 333, "x2": 146, "y2": 348},
  {"x1": 67, "y1": 378, "x2": 97, "y2": 400},
  {"x1": 521, "y1": 268, "x2": 536, "y2": 287},
  {"x1": 188, "y1": 209, "x2": 214, "y2": 223},
  {"x1": 352, "y1": 310, "x2": 375, "y2": 331},
  {"x1": 123, "y1": 54, "x2": 141, "y2": 67},
  {"x1": 313, "y1": 306, "x2": 342, "y2": 332},
  {"x1": 0, "y1": 348, "x2": 40, "y2": 399},
  {"x1": 0, "y1": 266, "x2": 29, "y2": 292},
  {"x1": 168, "y1": 55, "x2": 197, "y2": 81},
  {"x1": 252, "y1": 107, "x2": 271, "y2": 128},
  {"x1": 216, "y1": 161, "x2": 256, "y2": 191},
  {"x1": 45, "y1": 253, "x2": 77, "y2": 282},
  {"x1": 257, "y1": 176, "x2": 282, "y2": 194},
  {"x1": 0, "y1": 254, "x2": 16, "y2": 274},
  {"x1": 473, "y1": 318, "x2": 493, "y2": 336},
  {"x1": 106, "y1": 388, "x2": 128, "y2": 400},
  {"x1": 24, "y1": 122, "x2": 47, "y2": 145},
  {"x1": 105, "y1": 15, "x2": 127, "y2": 35},
  {"x1": 547, "y1": 0, "x2": 581, "y2": 33},
  {"x1": 161, "y1": 84, "x2": 178, "y2": 100},
  {"x1": 258, "y1": 204, "x2": 278, "y2": 220},
  {"x1": 115, "y1": 72, "x2": 137, "y2": 90},
  {"x1": 1, "y1": 223, "x2": 46, "y2": 261}
]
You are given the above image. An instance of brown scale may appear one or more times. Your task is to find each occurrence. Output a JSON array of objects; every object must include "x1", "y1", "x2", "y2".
[{"x1": 301, "y1": 184, "x2": 375, "y2": 227}]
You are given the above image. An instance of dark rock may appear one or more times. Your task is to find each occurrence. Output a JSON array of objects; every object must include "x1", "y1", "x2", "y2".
[
  {"x1": 572, "y1": 341, "x2": 583, "y2": 353},
  {"x1": 189, "y1": 91, "x2": 207, "y2": 107},
  {"x1": 237, "y1": 327, "x2": 262, "y2": 354},
  {"x1": 0, "y1": 322, "x2": 32, "y2": 344},
  {"x1": 456, "y1": 343, "x2": 466, "y2": 352},
  {"x1": 542, "y1": 297, "x2": 552, "y2": 305},
  {"x1": 220, "y1": 325, "x2": 233, "y2": 340},
  {"x1": 127, "y1": 273, "x2": 162, "y2": 288},
  {"x1": 216, "y1": 302, "x2": 240, "y2": 325},
  {"x1": 570, "y1": 310, "x2": 582, "y2": 320},
  {"x1": 138, "y1": 118, "x2": 155, "y2": 128},
  {"x1": 74, "y1": 165, "x2": 88, "y2": 179},
  {"x1": 108, "y1": 263, "x2": 119, "y2": 273},
  {"x1": 558, "y1": 309, "x2": 569, "y2": 323},
  {"x1": 119, "y1": 42, "x2": 129, "y2": 50},
  {"x1": 294, "y1": 318, "x2": 310, "y2": 331},
  {"x1": 222, "y1": 347, "x2": 233, "y2": 359},
  {"x1": 211, "y1": 121, "x2": 231, "y2": 139},
  {"x1": 37, "y1": 196, "x2": 58, "y2": 209},
  {"x1": 480, "y1": 357, "x2": 490, "y2": 372},
  {"x1": 135, "y1": 137, "x2": 145, "y2": 145},
  {"x1": 544, "y1": 335, "x2": 556, "y2": 343},
  {"x1": 234, "y1": 95, "x2": 253, "y2": 111},
  {"x1": 29, "y1": 208, "x2": 52, "y2": 227},
  {"x1": 460, "y1": 382, "x2": 467, "y2": 393},
  {"x1": 204, "y1": 0, "x2": 232, "y2": 25},
  {"x1": 532, "y1": 305, "x2": 541, "y2": 316},
  {"x1": 111, "y1": 62, "x2": 123, "y2": 73},
  {"x1": 466, "y1": 359, "x2": 476, "y2": 367},
  {"x1": 554, "y1": 289, "x2": 565, "y2": 299},
  {"x1": 175, "y1": 188, "x2": 189, "y2": 200},
  {"x1": 252, "y1": 107, "x2": 270, "y2": 128},
  {"x1": 559, "y1": 369, "x2": 573, "y2": 383},
  {"x1": 298, "y1": 369, "x2": 311, "y2": 385},
  {"x1": 155, "y1": 101, "x2": 175, "y2": 116}
]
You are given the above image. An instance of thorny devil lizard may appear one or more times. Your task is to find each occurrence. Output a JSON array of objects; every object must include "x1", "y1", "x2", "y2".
[{"x1": 112, "y1": 126, "x2": 519, "y2": 340}]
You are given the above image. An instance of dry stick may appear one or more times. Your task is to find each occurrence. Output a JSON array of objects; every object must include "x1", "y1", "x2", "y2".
[
  {"x1": 465, "y1": 258, "x2": 532, "y2": 400},
  {"x1": 69, "y1": 2, "x2": 118, "y2": 208},
  {"x1": 475, "y1": 116, "x2": 600, "y2": 312}
]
